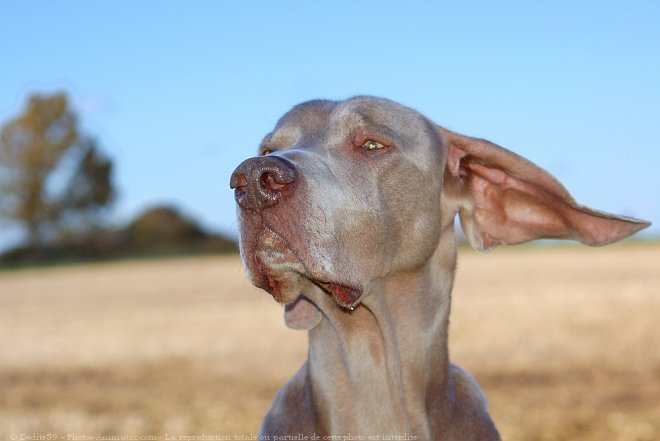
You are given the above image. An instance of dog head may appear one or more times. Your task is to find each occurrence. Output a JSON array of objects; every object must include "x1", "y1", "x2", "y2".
[{"x1": 230, "y1": 96, "x2": 649, "y2": 328}]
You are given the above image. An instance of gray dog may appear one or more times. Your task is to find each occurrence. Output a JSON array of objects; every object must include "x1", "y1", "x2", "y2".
[{"x1": 230, "y1": 96, "x2": 649, "y2": 440}]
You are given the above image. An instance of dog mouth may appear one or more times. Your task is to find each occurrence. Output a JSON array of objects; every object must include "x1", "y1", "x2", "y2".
[
  {"x1": 247, "y1": 228, "x2": 363, "y2": 309},
  {"x1": 259, "y1": 264, "x2": 363, "y2": 310},
  {"x1": 250, "y1": 245, "x2": 365, "y2": 330}
]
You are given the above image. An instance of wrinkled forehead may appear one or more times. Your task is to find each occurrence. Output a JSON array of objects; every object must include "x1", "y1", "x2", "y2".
[{"x1": 261, "y1": 97, "x2": 437, "y2": 149}]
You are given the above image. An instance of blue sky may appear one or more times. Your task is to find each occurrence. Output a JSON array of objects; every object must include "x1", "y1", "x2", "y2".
[{"x1": 1, "y1": 1, "x2": 658, "y2": 249}]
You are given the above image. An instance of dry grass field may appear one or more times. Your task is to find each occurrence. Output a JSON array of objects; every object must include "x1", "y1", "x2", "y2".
[{"x1": 1, "y1": 243, "x2": 659, "y2": 440}]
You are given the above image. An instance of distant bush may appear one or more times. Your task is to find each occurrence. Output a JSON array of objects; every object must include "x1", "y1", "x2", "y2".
[
  {"x1": 127, "y1": 206, "x2": 207, "y2": 249},
  {"x1": 0, "y1": 205, "x2": 237, "y2": 267},
  {"x1": 124, "y1": 205, "x2": 236, "y2": 255}
]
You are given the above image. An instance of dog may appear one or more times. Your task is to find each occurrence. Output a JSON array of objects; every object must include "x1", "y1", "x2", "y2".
[{"x1": 230, "y1": 96, "x2": 649, "y2": 439}]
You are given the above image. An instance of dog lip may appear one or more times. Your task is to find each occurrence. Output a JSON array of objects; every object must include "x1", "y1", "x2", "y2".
[
  {"x1": 315, "y1": 281, "x2": 362, "y2": 308},
  {"x1": 264, "y1": 272, "x2": 284, "y2": 302}
]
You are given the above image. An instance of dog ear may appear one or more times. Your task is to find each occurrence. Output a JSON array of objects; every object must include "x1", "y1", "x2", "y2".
[{"x1": 438, "y1": 127, "x2": 650, "y2": 251}]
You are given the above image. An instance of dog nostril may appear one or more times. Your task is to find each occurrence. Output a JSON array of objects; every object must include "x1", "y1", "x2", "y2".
[{"x1": 261, "y1": 172, "x2": 288, "y2": 192}]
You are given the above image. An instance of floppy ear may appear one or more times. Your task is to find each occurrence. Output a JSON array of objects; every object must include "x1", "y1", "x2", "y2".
[{"x1": 439, "y1": 127, "x2": 650, "y2": 251}]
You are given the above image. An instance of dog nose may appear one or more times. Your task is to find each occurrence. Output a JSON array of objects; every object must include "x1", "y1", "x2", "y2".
[{"x1": 230, "y1": 156, "x2": 297, "y2": 210}]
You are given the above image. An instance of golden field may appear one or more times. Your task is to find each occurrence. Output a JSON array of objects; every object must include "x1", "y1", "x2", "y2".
[{"x1": 1, "y1": 243, "x2": 659, "y2": 441}]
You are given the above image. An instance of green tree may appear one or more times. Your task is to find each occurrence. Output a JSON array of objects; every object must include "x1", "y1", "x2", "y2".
[{"x1": 0, "y1": 92, "x2": 115, "y2": 247}]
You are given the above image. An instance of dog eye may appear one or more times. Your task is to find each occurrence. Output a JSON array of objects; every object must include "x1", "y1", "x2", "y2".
[
  {"x1": 362, "y1": 140, "x2": 385, "y2": 151},
  {"x1": 260, "y1": 149, "x2": 273, "y2": 156}
]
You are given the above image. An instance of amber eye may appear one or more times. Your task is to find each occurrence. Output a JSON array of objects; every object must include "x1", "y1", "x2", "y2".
[
  {"x1": 362, "y1": 140, "x2": 385, "y2": 151},
  {"x1": 260, "y1": 149, "x2": 273, "y2": 156}
]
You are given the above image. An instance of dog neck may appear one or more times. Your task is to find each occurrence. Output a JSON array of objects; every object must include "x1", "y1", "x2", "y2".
[{"x1": 306, "y1": 225, "x2": 458, "y2": 436}]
